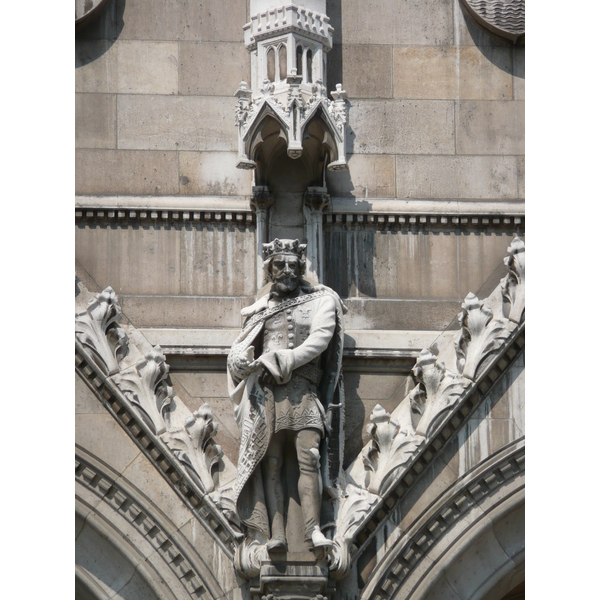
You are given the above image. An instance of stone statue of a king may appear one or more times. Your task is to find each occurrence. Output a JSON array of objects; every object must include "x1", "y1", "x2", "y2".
[{"x1": 227, "y1": 239, "x2": 346, "y2": 553}]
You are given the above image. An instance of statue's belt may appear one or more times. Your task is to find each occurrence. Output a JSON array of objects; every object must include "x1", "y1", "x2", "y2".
[
  {"x1": 295, "y1": 362, "x2": 323, "y2": 386},
  {"x1": 242, "y1": 289, "x2": 326, "y2": 332}
]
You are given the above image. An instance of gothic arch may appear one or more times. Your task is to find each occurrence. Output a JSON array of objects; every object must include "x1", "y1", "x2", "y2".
[
  {"x1": 362, "y1": 440, "x2": 525, "y2": 600},
  {"x1": 75, "y1": 446, "x2": 226, "y2": 600}
]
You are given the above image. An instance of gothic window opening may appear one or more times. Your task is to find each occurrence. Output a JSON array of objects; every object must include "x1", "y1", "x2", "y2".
[
  {"x1": 267, "y1": 47, "x2": 275, "y2": 82},
  {"x1": 279, "y1": 44, "x2": 287, "y2": 81},
  {"x1": 306, "y1": 49, "x2": 313, "y2": 83},
  {"x1": 296, "y1": 45, "x2": 303, "y2": 77}
]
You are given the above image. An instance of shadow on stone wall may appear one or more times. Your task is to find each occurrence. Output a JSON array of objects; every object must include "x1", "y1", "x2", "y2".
[{"x1": 75, "y1": 0, "x2": 125, "y2": 66}]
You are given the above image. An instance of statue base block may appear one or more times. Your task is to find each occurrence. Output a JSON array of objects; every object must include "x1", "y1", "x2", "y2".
[{"x1": 251, "y1": 553, "x2": 334, "y2": 600}]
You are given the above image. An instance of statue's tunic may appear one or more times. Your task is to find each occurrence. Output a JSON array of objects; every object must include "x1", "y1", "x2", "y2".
[
  {"x1": 227, "y1": 285, "x2": 345, "y2": 540},
  {"x1": 262, "y1": 298, "x2": 329, "y2": 435}
]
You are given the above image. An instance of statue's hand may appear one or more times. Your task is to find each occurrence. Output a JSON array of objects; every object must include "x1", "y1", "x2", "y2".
[{"x1": 231, "y1": 347, "x2": 256, "y2": 378}]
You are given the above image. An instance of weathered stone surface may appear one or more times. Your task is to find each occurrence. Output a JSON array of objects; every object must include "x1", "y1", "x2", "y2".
[
  {"x1": 338, "y1": 45, "x2": 392, "y2": 99},
  {"x1": 76, "y1": 373, "x2": 106, "y2": 414},
  {"x1": 513, "y1": 47, "x2": 525, "y2": 100},
  {"x1": 76, "y1": 93, "x2": 116, "y2": 149},
  {"x1": 340, "y1": 0, "x2": 453, "y2": 45},
  {"x1": 117, "y1": 41, "x2": 178, "y2": 94},
  {"x1": 117, "y1": 95, "x2": 238, "y2": 151},
  {"x1": 121, "y1": 453, "x2": 192, "y2": 529},
  {"x1": 395, "y1": 155, "x2": 518, "y2": 199},
  {"x1": 76, "y1": 223, "x2": 182, "y2": 295},
  {"x1": 326, "y1": 154, "x2": 395, "y2": 198},
  {"x1": 75, "y1": 149, "x2": 179, "y2": 194},
  {"x1": 119, "y1": 295, "x2": 254, "y2": 328},
  {"x1": 118, "y1": 0, "x2": 246, "y2": 42},
  {"x1": 348, "y1": 100, "x2": 455, "y2": 155},
  {"x1": 179, "y1": 152, "x2": 252, "y2": 196},
  {"x1": 76, "y1": 40, "x2": 118, "y2": 93},
  {"x1": 517, "y1": 156, "x2": 525, "y2": 199},
  {"x1": 179, "y1": 42, "x2": 249, "y2": 96},
  {"x1": 76, "y1": 40, "x2": 178, "y2": 94},
  {"x1": 324, "y1": 229, "x2": 517, "y2": 302},
  {"x1": 393, "y1": 46, "x2": 512, "y2": 100},
  {"x1": 456, "y1": 100, "x2": 525, "y2": 155},
  {"x1": 76, "y1": 413, "x2": 141, "y2": 474}
]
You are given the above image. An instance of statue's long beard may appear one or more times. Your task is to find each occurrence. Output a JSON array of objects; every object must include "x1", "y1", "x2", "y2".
[{"x1": 273, "y1": 277, "x2": 299, "y2": 295}]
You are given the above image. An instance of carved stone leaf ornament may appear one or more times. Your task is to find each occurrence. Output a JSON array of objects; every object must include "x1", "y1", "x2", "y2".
[
  {"x1": 113, "y1": 346, "x2": 173, "y2": 435},
  {"x1": 329, "y1": 480, "x2": 379, "y2": 579},
  {"x1": 75, "y1": 286, "x2": 128, "y2": 376},
  {"x1": 362, "y1": 405, "x2": 424, "y2": 496},
  {"x1": 161, "y1": 403, "x2": 223, "y2": 493},
  {"x1": 455, "y1": 293, "x2": 513, "y2": 381},
  {"x1": 501, "y1": 236, "x2": 525, "y2": 323},
  {"x1": 411, "y1": 349, "x2": 470, "y2": 438}
]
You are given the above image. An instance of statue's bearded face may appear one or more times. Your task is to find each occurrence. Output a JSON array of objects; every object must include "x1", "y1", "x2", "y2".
[{"x1": 270, "y1": 255, "x2": 300, "y2": 295}]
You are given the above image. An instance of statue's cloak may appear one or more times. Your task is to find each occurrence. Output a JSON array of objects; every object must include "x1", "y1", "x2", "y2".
[{"x1": 227, "y1": 284, "x2": 346, "y2": 541}]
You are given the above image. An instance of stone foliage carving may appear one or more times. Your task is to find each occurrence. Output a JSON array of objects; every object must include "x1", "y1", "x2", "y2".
[
  {"x1": 501, "y1": 236, "x2": 525, "y2": 323},
  {"x1": 161, "y1": 404, "x2": 223, "y2": 494},
  {"x1": 114, "y1": 347, "x2": 173, "y2": 435},
  {"x1": 75, "y1": 286, "x2": 222, "y2": 494},
  {"x1": 363, "y1": 405, "x2": 424, "y2": 495},
  {"x1": 455, "y1": 294, "x2": 513, "y2": 381},
  {"x1": 75, "y1": 286, "x2": 128, "y2": 376}
]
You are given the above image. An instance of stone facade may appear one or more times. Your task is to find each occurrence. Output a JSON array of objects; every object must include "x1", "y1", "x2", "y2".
[{"x1": 75, "y1": 1, "x2": 524, "y2": 599}]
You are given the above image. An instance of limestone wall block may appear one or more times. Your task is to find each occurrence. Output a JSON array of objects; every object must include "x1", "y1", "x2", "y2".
[
  {"x1": 117, "y1": 95, "x2": 238, "y2": 151},
  {"x1": 116, "y1": 41, "x2": 178, "y2": 94},
  {"x1": 75, "y1": 149, "x2": 179, "y2": 194},
  {"x1": 395, "y1": 155, "x2": 518, "y2": 199},
  {"x1": 348, "y1": 100, "x2": 455, "y2": 155},
  {"x1": 393, "y1": 46, "x2": 512, "y2": 100},
  {"x1": 340, "y1": 0, "x2": 453, "y2": 45},
  {"x1": 456, "y1": 100, "x2": 525, "y2": 155},
  {"x1": 179, "y1": 42, "x2": 250, "y2": 96},
  {"x1": 119, "y1": 295, "x2": 254, "y2": 328},
  {"x1": 326, "y1": 154, "x2": 396, "y2": 198},
  {"x1": 76, "y1": 93, "x2": 116, "y2": 149},
  {"x1": 517, "y1": 156, "x2": 525, "y2": 199},
  {"x1": 75, "y1": 413, "x2": 141, "y2": 474},
  {"x1": 337, "y1": 45, "x2": 393, "y2": 99},
  {"x1": 179, "y1": 152, "x2": 252, "y2": 196},
  {"x1": 76, "y1": 40, "x2": 178, "y2": 94},
  {"x1": 76, "y1": 222, "x2": 182, "y2": 295},
  {"x1": 117, "y1": 0, "x2": 246, "y2": 42},
  {"x1": 513, "y1": 47, "x2": 525, "y2": 100},
  {"x1": 76, "y1": 40, "x2": 118, "y2": 93}
]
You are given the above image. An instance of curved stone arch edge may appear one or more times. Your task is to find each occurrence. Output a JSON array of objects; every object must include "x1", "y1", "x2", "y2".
[
  {"x1": 75, "y1": 342, "x2": 238, "y2": 558},
  {"x1": 349, "y1": 325, "x2": 524, "y2": 558},
  {"x1": 76, "y1": 445, "x2": 226, "y2": 600},
  {"x1": 361, "y1": 438, "x2": 525, "y2": 600}
]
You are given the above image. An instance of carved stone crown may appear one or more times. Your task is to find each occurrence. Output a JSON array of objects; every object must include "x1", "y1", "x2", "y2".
[{"x1": 262, "y1": 238, "x2": 306, "y2": 260}]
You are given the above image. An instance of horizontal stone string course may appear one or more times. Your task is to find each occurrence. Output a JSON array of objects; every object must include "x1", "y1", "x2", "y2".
[
  {"x1": 75, "y1": 208, "x2": 255, "y2": 225},
  {"x1": 75, "y1": 342, "x2": 238, "y2": 557},
  {"x1": 76, "y1": 450, "x2": 216, "y2": 600},
  {"x1": 324, "y1": 213, "x2": 524, "y2": 228}
]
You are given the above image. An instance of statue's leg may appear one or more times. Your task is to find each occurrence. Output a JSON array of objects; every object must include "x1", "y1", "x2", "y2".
[
  {"x1": 262, "y1": 430, "x2": 287, "y2": 550},
  {"x1": 295, "y1": 428, "x2": 332, "y2": 548}
]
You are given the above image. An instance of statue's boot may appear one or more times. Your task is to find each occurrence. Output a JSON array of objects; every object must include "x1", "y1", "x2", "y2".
[
  {"x1": 267, "y1": 536, "x2": 287, "y2": 552},
  {"x1": 311, "y1": 528, "x2": 333, "y2": 549}
]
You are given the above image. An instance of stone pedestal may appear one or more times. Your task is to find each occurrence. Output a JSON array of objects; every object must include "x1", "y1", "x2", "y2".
[{"x1": 251, "y1": 554, "x2": 333, "y2": 600}]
